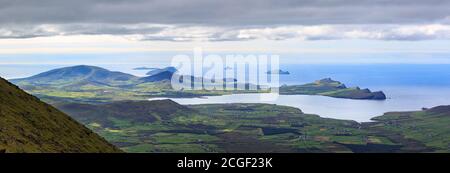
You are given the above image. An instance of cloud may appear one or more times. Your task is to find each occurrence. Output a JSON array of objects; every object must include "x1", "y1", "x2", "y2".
[
  {"x1": 2, "y1": 23, "x2": 450, "y2": 41},
  {"x1": 0, "y1": 0, "x2": 450, "y2": 25},
  {"x1": 1, "y1": 0, "x2": 450, "y2": 41},
  {"x1": 0, "y1": 25, "x2": 59, "y2": 39}
]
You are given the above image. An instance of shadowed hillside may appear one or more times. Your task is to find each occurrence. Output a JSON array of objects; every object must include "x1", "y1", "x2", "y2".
[{"x1": 0, "y1": 77, "x2": 122, "y2": 153}]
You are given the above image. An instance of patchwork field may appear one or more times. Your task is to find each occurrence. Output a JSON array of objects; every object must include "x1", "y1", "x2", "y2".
[{"x1": 55, "y1": 100, "x2": 449, "y2": 153}]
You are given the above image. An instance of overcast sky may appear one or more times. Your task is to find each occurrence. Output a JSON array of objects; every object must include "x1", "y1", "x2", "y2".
[
  {"x1": 2, "y1": 0, "x2": 450, "y2": 25},
  {"x1": 1, "y1": 0, "x2": 450, "y2": 61}
]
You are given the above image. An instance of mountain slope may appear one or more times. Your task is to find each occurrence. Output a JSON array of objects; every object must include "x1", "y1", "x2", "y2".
[
  {"x1": 11, "y1": 65, "x2": 139, "y2": 88},
  {"x1": 0, "y1": 77, "x2": 122, "y2": 153}
]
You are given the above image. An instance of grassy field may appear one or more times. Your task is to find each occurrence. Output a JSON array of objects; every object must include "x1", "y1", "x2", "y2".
[
  {"x1": 55, "y1": 100, "x2": 446, "y2": 153},
  {"x1": 366, "y1": 106, "x2": 450, "y2": 152}
]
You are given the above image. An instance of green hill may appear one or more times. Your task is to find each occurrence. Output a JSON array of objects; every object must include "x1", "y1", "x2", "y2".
[
  {"x1": 11, "y1": 65, "x2": 139, "y2": 88},
  {"x1": 57, "y1": 99, "x2": 196, "y2": 126},
  {"x1": 0, "y1": 77, "x2": 122, "y2": 153},
  {"x1": 368, "y1": 105, "x2": 450, "y2": 152}
]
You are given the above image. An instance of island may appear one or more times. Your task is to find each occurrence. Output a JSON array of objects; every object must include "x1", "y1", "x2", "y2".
[
  {"x1": 279, "y1": 78, "x2": 386, "y2": 100},
  {"x1": 267, "y1": 69, "x2": 290, "y2": 75},
  {"x1": 133, "y1": 67, "x2": 157, "y2": 70}
]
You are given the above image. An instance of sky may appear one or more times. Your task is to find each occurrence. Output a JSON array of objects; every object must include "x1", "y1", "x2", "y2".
[{"x1": 1, "y1": 0, "x2": 450, "y2": 64}]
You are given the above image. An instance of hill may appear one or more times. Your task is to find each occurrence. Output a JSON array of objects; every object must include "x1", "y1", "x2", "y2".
[
  {"x1": 367, "y1": 105, "x2": 450, "y2": 152},
  {"x1": 57, "y1": 99, "x2": 196, "y2": 126},
  {"x1": 0, "y1": 77, "x2": 121, "y2": 153},
  {"x1": 11, "y1": 65, "x2": 139, "y2": 88}
]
